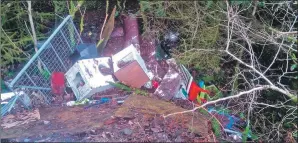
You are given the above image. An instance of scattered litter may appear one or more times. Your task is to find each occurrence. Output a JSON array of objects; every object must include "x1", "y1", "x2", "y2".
[
  {"x1": 228, "y1": 133, "x2": 242, "y2": 141},
  {"x1": 85, "y1": 97, "x2": 111, "y2": 109},
  {"x1": 199, "y1": 80, "x2": 205, "y2": 88},
  {"x1": 76, "y1": 43, "x2": 98, "y2": 60},
  {"x1": 177, "y1": 64, "x2": 193, "y2": 99},
  {"x1": 154, "y1": 66, "x2": 182, "y2": 101},
  {"x1": 43, "y1": 120, "x2": 50, "y2": 125},
  {"x1": 51, "y1": 72, "x2": 65, "y2": 95},
  {"x1": 152, "y1": 80, "x2": 159, "y2": 89},
  {"x1": 196, "y1": 84, "x2": 223, "y2": 105},
  {"x1": 154, "y1": 59, "x2": 192, "y2": 101},
  {"x1": 143, "y1": 71, "x2": 154, "y2": 89},
  {"x1": 66, "y1": 101, "x2": 76, "y2": 107},
  {"x1": 140, "y1": 36, "x2": 168, "y2": 80},
  {"x1": 112, "y1": 44, "x2": 152, "y2": 88},
  {"x1": 189, "y1": 81, "x2": 210, "y2": 102},
  {"x1": 66, "y1": 99, "x2": 90, "y2": 107},
  {"x1": 1, "y1": 92, "x2": 17, "y2": 101},
  {"x1": 160, "y1": 31, "x2": 180, "y2": 58},
  {"x1": 122, "y1": 128, "x2": 133, "y2": 135},
  {"x1": 19, "y1": 93, "x2": 32, "y2": 108},
  {"x1": 117, "y1": 100, "x2": 124, "y2": 104},
  {"x1": 208, "y1": 107, "x2": 252, "y2": 140},
  {"x1": 1, "y1": 12, "x2": 233, "y2": 142},
  {"x1": 65, "y1": 57, "x2": 115, "y2": 101}
]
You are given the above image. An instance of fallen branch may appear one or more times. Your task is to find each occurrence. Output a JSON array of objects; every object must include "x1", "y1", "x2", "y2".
[
  {"x1": 163, "y1": 86, "x2": 267, "y2": 118},
  {"x1": 27, "y1": 1, "x2": 43, "y2": 72},
  {"x1": 100, "y1": 14, "x2": 108, "y2": 40}
]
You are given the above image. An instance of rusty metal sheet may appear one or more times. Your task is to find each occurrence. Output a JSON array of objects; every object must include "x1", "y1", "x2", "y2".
[{"x1": 114, "y1": 61, "x2": 149, "y2": 88}]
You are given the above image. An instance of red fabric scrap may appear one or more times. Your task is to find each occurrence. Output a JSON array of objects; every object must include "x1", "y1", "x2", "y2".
[{"x1": 152, "y1": 80, "x2": 159, "y2": 89}]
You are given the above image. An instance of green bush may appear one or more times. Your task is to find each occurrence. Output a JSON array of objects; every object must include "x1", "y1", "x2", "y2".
[{"x1": 1, "y1": 1, "x2": 55, "y2": 67}]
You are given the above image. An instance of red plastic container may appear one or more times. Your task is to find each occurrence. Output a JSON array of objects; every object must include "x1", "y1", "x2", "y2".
[{"x1": 51, "y1": 72, "x2": 65, "y2": 95}]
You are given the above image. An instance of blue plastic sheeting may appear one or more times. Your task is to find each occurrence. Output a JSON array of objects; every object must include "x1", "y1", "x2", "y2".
[
  {"x1": 199, "y1": 80, "x2": 205, "y2": 88},
  {"x1": 84, "y1": 97, "x2": 111, "y2": 109},
  {"x1": 207, "y1": 107, "x2": 252, "y2": 138},
  {"x1": 76, "y1": 43, "x2": 98, "y2": 59}
]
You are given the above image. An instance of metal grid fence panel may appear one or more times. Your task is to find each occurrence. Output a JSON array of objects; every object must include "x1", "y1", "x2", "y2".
[
  {"x1": 8, "y1": 15, "x2": 82, "y2": 105},
  {"x1": 13, "y1": 74, "x2": 34, "y2": 88},
  {"x1": 39, "y1": 45, "x2": 66, "y2": 73}
]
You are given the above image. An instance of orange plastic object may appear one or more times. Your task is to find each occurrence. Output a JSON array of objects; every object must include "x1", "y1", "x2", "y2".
[
  {"x1": 51, "y1": 72, "x2": 65, "y2": 95},
  {"x1": 188, "y1": 81, "x2": 210, "y2": 101}
]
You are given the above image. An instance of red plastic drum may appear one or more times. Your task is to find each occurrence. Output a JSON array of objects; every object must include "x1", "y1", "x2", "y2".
[{"x1": 51, "y1": 72, "x2": 65, "y2": 95}]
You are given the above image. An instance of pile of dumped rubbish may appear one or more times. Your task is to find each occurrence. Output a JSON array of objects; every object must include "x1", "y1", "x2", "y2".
[{"x1": 1, "y1": 12, "x2": 254, "y2": 142}]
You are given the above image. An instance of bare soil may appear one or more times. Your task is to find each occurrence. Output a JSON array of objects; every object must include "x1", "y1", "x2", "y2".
[{"x1": 1, "y1": 94, "x2": 215, "y2": 142}]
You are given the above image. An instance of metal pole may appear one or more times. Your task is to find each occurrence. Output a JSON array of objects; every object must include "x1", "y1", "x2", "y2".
[
  {"x1": 50, "y1": 43, "x2": 67, "y2": 71},
  {"x1": 17, "y1": 86, "x2": 51, "y2": 90},
  {"x1": 2, "y1": 85, "x2": 22, "y2": 115}
]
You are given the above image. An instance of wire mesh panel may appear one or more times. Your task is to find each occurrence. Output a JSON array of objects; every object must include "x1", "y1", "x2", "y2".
[{"x1": 7, "y1": 15, "x2": 82, "y2": 107}]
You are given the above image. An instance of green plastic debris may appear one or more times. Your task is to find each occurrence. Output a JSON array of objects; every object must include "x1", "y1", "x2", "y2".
[
  {"x1": 240, "y1": 112, "x2": 245, "y2": 119},
  {"x1": 211, "y1": 118, "x2": 221, "y2": 138},
  {"x1": 75, "y1": 98, "x2": 89, "y2": 105},
  {"x1": 199, "y1": 84, "x2": 222, "y2": 102},
  {"x1": 242, "y1": 123, "x2": 250, "y2": 142},
  {"x1": 66, "y1": 98, "x2": 90, "y2": 106},
  {"x1": 290, "y1": 64, "x2": 297, "y2": 71},
  {"x1": 41, "y1": 70, "x2": 51, "y2": 80},
  {"x1": 182, "y1": 88, "x2": 188, "y2": 98}
]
